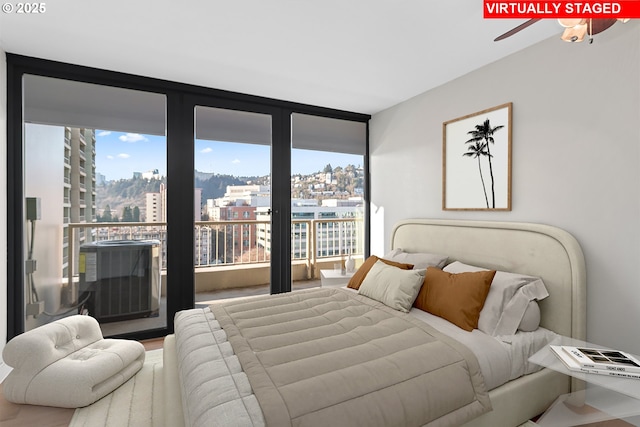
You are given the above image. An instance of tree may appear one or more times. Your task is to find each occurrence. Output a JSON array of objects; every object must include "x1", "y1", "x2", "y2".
[
  {"x1": 101, "y1": 205, "x2": 113, "y2": 222},
  {"x1": 462, "y1": 141, "x2": 491, "y2": 208},
  {"x1": 122, "y1": 206, "x2": 133, "y2": 222},
  {"x1": 323, "y1": 163, "x2": 333, "y2": 173},
  {"x1": 133, "y1": 206, "x2": 140, "y2": 222},
  {"x1": 465, "y1": 119, "x2": 504, "y2": 208}
]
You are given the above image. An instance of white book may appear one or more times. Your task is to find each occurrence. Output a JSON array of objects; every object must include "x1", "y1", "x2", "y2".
[
  {"x1": 561, "y1": 345, "x2": 640, "y2": 374},
  {"x1": 550, "y1": 345, "x2": 640, "y2": 380}
]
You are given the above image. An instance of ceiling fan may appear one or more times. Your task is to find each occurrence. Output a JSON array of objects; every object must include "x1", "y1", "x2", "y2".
[{"x1": 495, "y1": 18, "x2": 629, "y2": 43}]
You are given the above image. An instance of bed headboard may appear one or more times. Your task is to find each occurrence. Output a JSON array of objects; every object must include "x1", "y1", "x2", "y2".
[{"x1": 391, "y1": 219, "x2": 586, "y2": 340}]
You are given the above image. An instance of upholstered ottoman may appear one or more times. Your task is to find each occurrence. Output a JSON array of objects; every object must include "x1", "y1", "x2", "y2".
[{"x1": 2, "y1": 315, "x2": 145, "y2": 408}]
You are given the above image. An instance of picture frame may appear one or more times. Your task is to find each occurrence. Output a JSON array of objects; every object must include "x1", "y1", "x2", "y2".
[{"x1": 442, "y1": 102, "x2": 512, "y2": 211}]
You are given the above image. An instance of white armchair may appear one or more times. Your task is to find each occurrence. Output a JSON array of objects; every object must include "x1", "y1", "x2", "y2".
[{"x1": 2, "y1": 315, "x2": 145, "y2": 408}]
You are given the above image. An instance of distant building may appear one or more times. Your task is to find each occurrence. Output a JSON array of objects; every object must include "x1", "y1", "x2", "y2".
[
  {"x1": 194, "y1": 188, "x2": 202, "y2": 222},
  {"x1": 195, "y1": 226, "x2": 215, "y2": 266},
  {"x1": 145, "y1": 184, "x2": 201, "y2": 222},
  {"x1": 96, "y1": 172, "x2": 107, "y2": 186},
  {"x1": 141, "y1": 169, "x2": 161, "y2": 180},
  {"x1": 321, "y1": 197, "x2": 363, "y2": 208},
  {"x1": 207, "y1": 184, "x2": 270, "y2": 212},
  {"x1": 256, "y1": 199, "x2": 363, "y2": 259},
  {"x1": 145, "y1": 185, "x2": 166, "y2": 222},
  {"x1": 203, "y1": 185, "x2": 267, "y2": 264}
]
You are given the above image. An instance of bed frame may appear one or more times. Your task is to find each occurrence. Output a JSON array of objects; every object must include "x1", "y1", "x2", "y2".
[
  {"x1": 163, "y1": 219, "x2": 586, "y2": 427},
  {"x1": 390, "y1": 219, "x2": 586, "y2": 426}
]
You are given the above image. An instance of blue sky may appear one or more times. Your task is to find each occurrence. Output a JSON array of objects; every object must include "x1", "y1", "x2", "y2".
[
  {"x1": 96, "y1": 131, "x2": 362, "y2": 180},
  {"x1": 95, "y1": 131, "x2": 167, "y2": 180}
]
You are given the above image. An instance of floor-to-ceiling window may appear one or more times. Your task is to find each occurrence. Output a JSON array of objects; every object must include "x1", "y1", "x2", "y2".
[
  {"x1": 21, "y1": 75, "x2": 169, "y2": 336},
  {"x1": 290, "y1": 114, "x2": 367, "y2": 283},
  {"x1": 6, "y1": 54, "x2": 369, "y2": 340}
]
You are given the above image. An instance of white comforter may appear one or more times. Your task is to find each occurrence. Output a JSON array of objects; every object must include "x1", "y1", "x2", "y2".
[
  {"x1": 174, "y1": 308, "x2": 265, "y2": 427},
  {"x1": 174, "y1": 289, "x2": 558, "y2": 427}
]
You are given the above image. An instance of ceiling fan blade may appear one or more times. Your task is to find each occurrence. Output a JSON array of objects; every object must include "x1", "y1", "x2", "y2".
[
  {"x1": 588, "y1": 18, "x2": 617, "y2": 35},
  {"x1": 494, "y1": 18, "x2": 542, "y2": 41}
]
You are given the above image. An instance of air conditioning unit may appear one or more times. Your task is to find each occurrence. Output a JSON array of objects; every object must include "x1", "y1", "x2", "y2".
[{"x1": 79, "y1": 240, "x2": 161, "y2": 323}]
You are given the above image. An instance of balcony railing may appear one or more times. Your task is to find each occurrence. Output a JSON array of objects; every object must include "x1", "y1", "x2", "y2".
[{"x1": 66, "y1": 218, "x2": 363, "y2": 288}]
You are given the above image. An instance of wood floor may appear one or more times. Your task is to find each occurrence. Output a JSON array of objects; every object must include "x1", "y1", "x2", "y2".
[{"x1": 0, "y1": 338, "x2": 164, "y2": 427}]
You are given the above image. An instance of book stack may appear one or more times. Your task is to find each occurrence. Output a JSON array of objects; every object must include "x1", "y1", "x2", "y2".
[{"x1": 550, "y1": 345, "x2": 640, "y2": 380}]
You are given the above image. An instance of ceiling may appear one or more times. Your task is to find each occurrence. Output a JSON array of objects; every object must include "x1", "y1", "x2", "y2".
[{"x1": 0, "y1": 0, "x2": 562, "y2": 115}]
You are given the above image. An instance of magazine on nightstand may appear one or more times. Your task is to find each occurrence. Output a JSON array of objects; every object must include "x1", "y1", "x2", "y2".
[{"x1": 550, "y1": 345, "x2": 640, "y2": 380}]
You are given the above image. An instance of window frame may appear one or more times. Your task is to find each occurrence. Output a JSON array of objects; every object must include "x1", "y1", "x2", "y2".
[{"x1": 6, "y1": 53, "x2": 370, "y2": 341}]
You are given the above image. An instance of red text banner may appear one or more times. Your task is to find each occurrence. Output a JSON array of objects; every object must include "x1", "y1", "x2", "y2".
[{"x1": 484, "y1": 1, "x2": 640, "y2": 18}]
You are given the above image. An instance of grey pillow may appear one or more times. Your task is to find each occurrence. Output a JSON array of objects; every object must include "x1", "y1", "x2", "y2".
[
  {"x1": 443, "y1": 261, "x2": 548, "y2": 336},
  {"x1": 358, "y1": 260, "x2": 426, "y2": 312},
  {"x1": 518, "y1": 301, "x2": 541, "y2": 332}
]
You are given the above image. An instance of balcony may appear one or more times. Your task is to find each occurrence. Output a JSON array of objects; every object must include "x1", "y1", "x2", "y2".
[
  {"x1": 61, "y1": 219, "x2": 362, "y2": 336},
  {"x1": 66, "y1": 218, "x2": 363, "y2": 298}
]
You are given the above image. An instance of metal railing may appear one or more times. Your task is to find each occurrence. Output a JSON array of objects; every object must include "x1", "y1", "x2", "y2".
[{"x1": 67, "y1": 218, "x2": 363, "y2": 287}]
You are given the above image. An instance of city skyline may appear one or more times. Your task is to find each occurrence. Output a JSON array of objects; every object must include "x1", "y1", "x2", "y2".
[{"x1": 96, "y1": 130, "x2": 362, "y2": 181}]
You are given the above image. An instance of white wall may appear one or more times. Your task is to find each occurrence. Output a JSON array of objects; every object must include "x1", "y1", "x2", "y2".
[
  {"x1": 0, "y1": 47, "x2": 9, "y2": 380},
  {"x1": 370, "y1": 23, "x2": 640, "y2": 354},
  {"x1": 24, "y1": 124, "x2": 66, "y2": 330}
]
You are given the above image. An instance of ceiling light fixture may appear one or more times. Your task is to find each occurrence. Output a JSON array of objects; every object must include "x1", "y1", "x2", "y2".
[{"x1": 560, "y1": 18, "x2": 630, "y2": 43}]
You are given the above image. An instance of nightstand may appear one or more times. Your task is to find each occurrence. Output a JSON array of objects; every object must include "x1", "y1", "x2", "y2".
[
  {"x1": 529, "y1": 337, "x2": 640, "y2": 426},
  {"x1": 320, "y1": 270, "x2": 354, "y2": 288}
]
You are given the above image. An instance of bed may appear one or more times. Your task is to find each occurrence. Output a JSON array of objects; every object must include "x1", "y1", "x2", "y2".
[{"x1": 162, "y1": 219, "x2": 586, "y2": 427}]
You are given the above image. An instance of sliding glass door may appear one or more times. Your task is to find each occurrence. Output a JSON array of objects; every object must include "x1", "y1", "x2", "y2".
[{"x1": 193, "y1": 104, "x2": 275, "y2": 303}]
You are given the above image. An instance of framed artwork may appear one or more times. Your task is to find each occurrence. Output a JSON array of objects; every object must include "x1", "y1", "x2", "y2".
[{"x1": 442, "y1": 102, "x2": 512, "y2": 211}]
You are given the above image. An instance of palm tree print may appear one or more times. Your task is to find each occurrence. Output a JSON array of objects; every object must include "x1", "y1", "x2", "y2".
[
  {"x1": 462, "y1": 141, "x2": 491, "y2": 208},
  {"x1": 465, "y1": 119, "x2": 504, "y2": 208}
]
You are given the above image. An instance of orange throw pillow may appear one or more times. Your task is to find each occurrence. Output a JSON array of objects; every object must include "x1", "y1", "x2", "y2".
[
  {"x1": 414, "y1": 267, "x2": 496, "y2": 331},
  {"x1": 347, "y1": 255, "x2": 414, "y2": 290}
]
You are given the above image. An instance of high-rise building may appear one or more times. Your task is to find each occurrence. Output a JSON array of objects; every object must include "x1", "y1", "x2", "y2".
[
  {"x1": 145, "y1": 184, "x2": 166, "y2": 223},
  {"x1": 145, "y1": 184, "x2": 201, "y2": 223},
  {"x1": 66, "y1": 127, "x2": 97, "y2": 276}
]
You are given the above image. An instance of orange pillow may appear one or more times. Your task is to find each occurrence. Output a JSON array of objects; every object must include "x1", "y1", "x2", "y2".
[
  {"x1": 347, "y1": 255, "x2": 414, "y2": 290},
  {"x1": 414, "y1": 267, "x2": 496, "y2": 331}
]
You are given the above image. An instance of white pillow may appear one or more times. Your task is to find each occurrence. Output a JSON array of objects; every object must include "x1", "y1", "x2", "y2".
[
  {"x1": 384, "y1": 248, "x2": 448, "y2": 270},
  {"x1": 443, "y1": 261, "x2": 549, "y2": 336},
  {"x1": 358, "y1": 260, "x2": 426, "y2": 312}
]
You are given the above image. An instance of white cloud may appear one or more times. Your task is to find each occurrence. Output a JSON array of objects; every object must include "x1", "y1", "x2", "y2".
[
  {"x1": 232, "y1": 159, "x2": 241, "y2": 164},
  {"x1": 200, "y1": 147, "x2": 213, "y2": 153},
  {"x1": 106, "y1": 155, "x2": 114, "y2": 160},
  {"x1": 97, "y1": 131, "x2": 111, "y2": 137},
  {"x1": 117, "y1": 153, "x2": 130, "y2": 159},
  {"x1": 119, "y1": 133, "x2": 148, "y2": 143}
]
